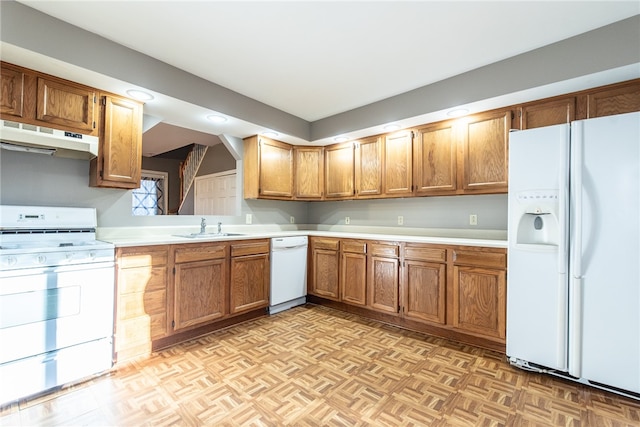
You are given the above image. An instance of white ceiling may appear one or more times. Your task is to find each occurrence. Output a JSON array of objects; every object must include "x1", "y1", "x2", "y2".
[{"x1": 10, "y1": 1, "x2": 640, "y2": 154}]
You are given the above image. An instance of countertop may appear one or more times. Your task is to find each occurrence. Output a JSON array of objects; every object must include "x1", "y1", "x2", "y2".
[{"x1": 98, "y1": 224, "x2": 508, "y2": 249}]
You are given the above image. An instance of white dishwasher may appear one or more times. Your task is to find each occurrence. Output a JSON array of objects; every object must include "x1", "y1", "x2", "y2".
[{"x1": 270, "y1": 236, "x2": 308, "y2": 314}]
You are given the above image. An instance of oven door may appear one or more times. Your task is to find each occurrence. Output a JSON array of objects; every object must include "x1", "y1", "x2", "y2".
[{"x1": 0, "y1": 262, "x2": 115, "y2": 365}]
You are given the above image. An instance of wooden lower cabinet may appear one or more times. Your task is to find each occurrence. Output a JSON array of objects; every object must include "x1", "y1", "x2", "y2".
[
  {"x1": 309, "y1": 237, "x2": 340, "y2": 300},
  {"x1": 402, "y1": 244, "x2": 447, "y2": 325},
  {"x1": 308, "y1": 238, "x2": 508, "y2": 351},
  {"x1": 230, "y1": 240, "x2": 270, "y2": 314},
  {"x1": 115, "y1": 245, "x2": 169, "y2": 361},
  {"x1": 172, "y1": 243, "x2": 228, "y2": 331},
  {"x1": 340, "y1": 240, "x2": 367, "y2": 306},
  {"x1": 451, "y1": 247, "x2": 507, "y2": 340},
  {"x1": 367, "y1": 242, "x2": 400, "y2": 314}
]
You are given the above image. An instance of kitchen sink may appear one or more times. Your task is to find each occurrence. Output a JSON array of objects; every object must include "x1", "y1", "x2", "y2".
[{"x1": 174, "y1": 232, "x2": 244, "y2": 239}]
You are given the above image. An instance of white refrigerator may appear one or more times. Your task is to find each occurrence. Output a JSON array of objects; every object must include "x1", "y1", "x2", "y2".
[{"x1": 506, "y1": 111, "x2": 640, "y2": 398}]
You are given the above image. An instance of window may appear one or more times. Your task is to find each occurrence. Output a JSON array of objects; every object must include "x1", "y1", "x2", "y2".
[{"x1": 132, "y1": 170, "x2": 168, "y2": 216}]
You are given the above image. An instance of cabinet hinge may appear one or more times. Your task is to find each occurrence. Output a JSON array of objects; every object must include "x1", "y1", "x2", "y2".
[
  {"x1": 173, "y1": 267, "x2": 176, "y2": 274},
  {"x1": 171, "y1": 320, "x2": 175, "y2": 328},
  {"x1": 92, "y1": 121, "x2": 96, "y2": 129},
  {"x1": 101, "y1": 97, "x2": 107, "y2": 106},
  {"x1": 93, "y1": 95, "x2": 97, "y2": 103}
]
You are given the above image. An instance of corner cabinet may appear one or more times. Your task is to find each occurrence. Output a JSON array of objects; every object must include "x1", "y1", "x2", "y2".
[
  {"x1": 230, "y1": 240, "x2": 270, "y2": 314},
  {"x1": 243, "y1": 135, "x2": 294, "y2": 199},
  {"x1": 89, "y1": 94, "x2": 143, "y2": 189}
]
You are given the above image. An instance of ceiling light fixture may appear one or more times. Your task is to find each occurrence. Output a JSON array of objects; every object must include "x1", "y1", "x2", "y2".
[
  {"x1": 334, "y1": 136, "x2": 348, "y2": 143},
  {"x1": 207, "y1": 114, "x2": 228, "y2": 123},
  {"x1": 447, "y1": 108, "x2": 469, "y2": 118},
  {"x1": 384, "y1": 124, "x2": 400, "y2": 132},
  {"x1": 126, "y1": 89, "x2": 154, "y2": 101},
  {"x1": 262, "y1": 131, "x2": 279, "y2": 138}
]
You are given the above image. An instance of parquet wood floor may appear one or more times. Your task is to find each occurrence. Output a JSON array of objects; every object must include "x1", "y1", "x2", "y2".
[{"x1": 2, "y1": 304, "x2": 639, "y2": 426}]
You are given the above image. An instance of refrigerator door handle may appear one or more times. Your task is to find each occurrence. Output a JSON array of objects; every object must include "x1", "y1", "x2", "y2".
[
  {"x1": 558, "y1": 126, "x2": 570, "y2": 275},
  {"x1": 571, "y1": 122, "x2": 583, "y2": 280}
]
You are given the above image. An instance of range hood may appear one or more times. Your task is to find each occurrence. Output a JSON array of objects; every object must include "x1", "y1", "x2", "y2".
[{"x1": 0, "y1": 120, "x2": 98, "y2": 160}]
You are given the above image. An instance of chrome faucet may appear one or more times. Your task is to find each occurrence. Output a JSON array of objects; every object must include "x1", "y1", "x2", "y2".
[
  {"x1": 200, "y1": 217, "x2": 206, "y2": 234},
  {"x1": 217, "y1": 222, "x2": 222, "y2": 234}
]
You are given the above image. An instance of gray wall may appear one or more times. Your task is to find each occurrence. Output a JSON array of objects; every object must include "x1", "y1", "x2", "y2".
[
  {"x1": 307, "y1": 195, "x2": 507, "y2": 230},
  {"x1": 0, "y1": 149, "x2": 308, "y2": 228}
]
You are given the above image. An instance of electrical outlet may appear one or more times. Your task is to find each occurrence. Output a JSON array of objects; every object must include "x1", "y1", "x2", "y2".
[
  {"x1": 469, "y1": 214, "x2": 478, "y2": 226},
  {"x1": 345, "y1": 216, "x2": 350, "y2": 225},
  {"x1": 290, "y1": 216, "x2": 295, "y2": 224},
  {"x1": 398, "y1": 216, "x2": 404, "y2": 225},
  {"x1": 246, "y1": 213, "x2": 253, "y2": 224}
]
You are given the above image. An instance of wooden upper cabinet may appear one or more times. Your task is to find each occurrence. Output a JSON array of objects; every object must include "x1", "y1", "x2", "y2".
[
  {"x1": 587, "y1": 80, "x2": 640, "y2": 118},
  {"x1": 0, "y1": 65, "x2": 25, "y2": 118},
  {"x1": 354, "y1": 136, "x2": 382, "y2": 198},
  {"x1": 36, "y1": 77, "x2": 96, "y2": 133},
  {"x1": 519, "y1": 96, "x2": 576, "y2": 129},
  {"x1": 243, "y1": 135, "x2": 293, "y2": 199},
  {"x1": 413, "y1": 122, "x2": 457, "y2": 195},
  {"x1": 294, "y1": 146, "x2": 324, "y2": 200},
  {"x1": 325, "y1": 141, "x2": 355, "y2": 199},
  {"x1": 383, "y1": 130, "x2": 413, "y2": 196},
  {"x1": 90, "y1": 94, "x2": 143, "y2": 189},
  {"x1": 460, "y1": 109, "x2": 510, "y2": 193}
]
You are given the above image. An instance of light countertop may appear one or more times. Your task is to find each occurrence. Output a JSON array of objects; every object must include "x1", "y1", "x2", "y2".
[{"x1": 98, "y1": 224, "x2": 508, "y2": 249}]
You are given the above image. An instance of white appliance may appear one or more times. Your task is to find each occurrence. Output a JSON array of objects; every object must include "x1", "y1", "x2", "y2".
[
  {"x1": 507, "y1": 112, "x2": 640, "y2": 399},
  {"x1": 270, "y1": 236, "x2": 308, "y2": 314},
  {"x1": 0, "y1": 205, "x2": 115, "y2": 405}
]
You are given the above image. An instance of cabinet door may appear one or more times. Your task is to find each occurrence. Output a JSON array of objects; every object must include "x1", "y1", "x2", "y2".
[
  {"x1": 36, "y1": 77, "x2": 96, "y2": 133},
  {"x1": 460, "y1": 110, "x2": 510, "y2": 193},
  {"x1": 310, "y1": 247, "x2": 340, "y2": 300},
  {"x1": 259, "y1": 137, "x2": 293, "y2": 198},
  {"x1": 414, "y1": 122, "x2": 457, "y2": 195},
  {"x1": 520, "y1": 97, "x2": 576, "y2": 129},
  {"x1": 92, "y1": 95, "x2": 143, "y2": 189},
  {"x1": 294, "y1": 146, "x2": 324, "y2": 199},
  {"x1": 368, "y1": 256, "x2": 399, "y2": 314},
  {"x1": 451, "y1": 265, "x2": 506, "y2": 340},
  {"x1": 324, "y1": 142, "x2": 355, "y2": 199},
  {"x1": 403, "y1": 260, "x2": 446, "y2": 325},
  {"x1": 354, "y1": 136, "x2": 382, "y2": 198},
  {"x1": 587, "y1": 80, "x2": 640, "y2": 118},
  {"x1": 0, "y1": 66, "x2": 25, "y2": 118},
  {"x1": 341, "y1": 242, "x2": 367, "y2": 306},
  {"x1": 230, "y1": 253, "x2": 270, "y2": 314},
  {"x1": 383, "y1": 131, "x2": 413, "y2": 196},
  {"x1": 173, "y1": 258, "x2": 227, "y2": 331}
]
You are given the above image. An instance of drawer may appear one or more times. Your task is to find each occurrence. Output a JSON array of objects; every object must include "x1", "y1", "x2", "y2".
[
  {"x1": 341, "y1": 240, "x2": 367, "y2": 254},
  {"x1": 174, "y1": 243, "x2": 226, "y2": 263},
  {"x1": 453, "y1": 249, "x2": 506, "y2": 269},
  {"x1": 313, "y1": 238, "x2": 339, "y2": 251},
  {"x1": 403, "y1": 245, "x2": 446, "y2": 263},
  {"x1": 231, "y1": 240, "x2": 270, "y2": 257},
  {"x1": 117, "y1": 246, "x2": 169, "y2": 268},
  {"x1": 370, "y1": 243, "x2": 399, "y2": 258}
]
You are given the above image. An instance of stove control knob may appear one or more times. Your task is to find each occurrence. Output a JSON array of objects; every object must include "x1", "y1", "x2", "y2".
[
  {"x1": 89, "y1": 251, "x2": 96, "y2": 259},
  {"x1": 4, "y1": 256, "x2": 17, "y2": 266},
  {"x1": 65, "y1": 252, "x2": 74, "y2": 260},
  {"x1": 36, "y1": 254, "x2": 47, "y2": 264}
]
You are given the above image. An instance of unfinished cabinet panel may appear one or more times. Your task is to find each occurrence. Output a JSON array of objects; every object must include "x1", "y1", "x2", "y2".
[
  {"x1": 383, "y1": 130, "x2": 413, "y2": 196},
  {"x1": 294, "y1": 146, "x2": 324, "y2": 199},
  {"x1": 460, "y1": 109, "x2": 510, "y2": 193},
  {"x1": 414, "y1": 122, "x2": 457, "y2": 195},
  {"x1": 115, "y1": 246, "x2": 169, "y2": 362}
]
